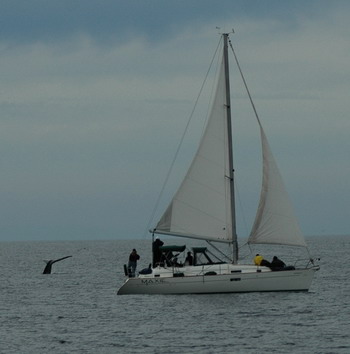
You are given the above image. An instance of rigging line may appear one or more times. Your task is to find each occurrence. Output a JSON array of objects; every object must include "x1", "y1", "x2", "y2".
[
  {"x1": 228, "y1": 38, "x2": 262, "y2": 127},
  {"x1": 206, "y1": 240, "x2": 232, "y2": 262},
  {"x1": 228, "y1": 36, "x2": 261, "y2": 245},
  {"x1": 144, "y1": 37, "x2": 223, "y2": 237},
  {"x1": 238, "y1": 240, "x2": 251, "y2": 259},
  {"x1": 200, "y1": 40, "x2": 222, "y2": 138}
]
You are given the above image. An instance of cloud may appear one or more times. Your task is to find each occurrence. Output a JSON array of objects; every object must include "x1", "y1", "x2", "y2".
[{"x1": 0, "y1": 1, "x2": 349, "y2": 240}]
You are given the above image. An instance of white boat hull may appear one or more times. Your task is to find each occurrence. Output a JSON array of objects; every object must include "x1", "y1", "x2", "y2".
[{"x1": 117, "y1": 266, "x2": 318, "y2": 295}]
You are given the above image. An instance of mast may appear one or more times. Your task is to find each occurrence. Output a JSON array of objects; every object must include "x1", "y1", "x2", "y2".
[{"x1": 223, "y1": 33, "x2": 238, "y2": 263}]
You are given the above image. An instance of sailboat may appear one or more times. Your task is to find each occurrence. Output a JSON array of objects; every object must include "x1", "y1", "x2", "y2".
[{"x1": 117, "y1": 33, "x2": 319, "y2": 295}]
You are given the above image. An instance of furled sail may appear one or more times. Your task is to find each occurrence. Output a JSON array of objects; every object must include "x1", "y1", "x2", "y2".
[
  {"x1": 248, "y1": 126, "x2": 307, "y2": 247},
  {"x1": 155, "y1": 50, "x2": 234, "y2": 243}
]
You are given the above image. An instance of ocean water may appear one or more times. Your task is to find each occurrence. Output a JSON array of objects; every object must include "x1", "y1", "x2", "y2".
[{"x1": 0, "y1": 235, "x2": 349, "y2": 354}]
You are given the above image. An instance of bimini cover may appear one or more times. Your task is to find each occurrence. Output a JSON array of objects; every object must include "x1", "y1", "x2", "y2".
[{"x1": 159, "y1": 245, "x2": 186, "y2": 253}]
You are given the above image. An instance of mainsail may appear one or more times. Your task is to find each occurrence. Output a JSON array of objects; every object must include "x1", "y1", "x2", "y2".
[
  {"x1": 155, "y1": 46, "x2": 234, "y2": 243},
  {"x1": 248, "y1": 125, "x2": 307, "y2": 247}
]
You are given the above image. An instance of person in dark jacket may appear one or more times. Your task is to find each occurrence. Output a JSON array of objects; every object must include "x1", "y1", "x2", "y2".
[
  {"x1": 185, "y1": 252, "x2": 194, "y2": 266},
  {"x1": 270, "y1": 256, "x2": 286, "y2": 270},
  {"x1": 152, "y1": 236, "x2": 164, "y2": 267},
  {"x1": 128, "y1": 249, "x2": 140, "y2": 277}
]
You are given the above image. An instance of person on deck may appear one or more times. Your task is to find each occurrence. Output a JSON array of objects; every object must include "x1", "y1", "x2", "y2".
[
  {"x1": 254, "y1": 254, "x2": 264, "y2": 266},
  {"x1": 270, "y1": 256, "x2": 286, "y2": 270},
  {"x1": 152, "y1": 236, "x2": 164, "y2": 267},
  {"x1": 128, "y1": 249, "x2": 140, "y2": 277},
  {"x1": 254, "y1": 254, "x2": 271, "y2": 267},
  {"x1": 164, "y1": 251, "x2": 174, "y2": 266},
  {"x1": 184, "y1": 251, "x2": 194, "y2": 266}
]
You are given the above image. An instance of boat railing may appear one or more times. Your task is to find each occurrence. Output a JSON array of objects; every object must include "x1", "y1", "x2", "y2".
[
  {"x1": 293, "y1": 258, "x2": 320, "y2": 269},
  {"x1": 170, "y1": 263, "x2": 231, "y2": 276}
]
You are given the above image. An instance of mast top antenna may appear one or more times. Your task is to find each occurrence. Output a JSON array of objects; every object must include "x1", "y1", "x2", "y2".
[{"x1": 215, "y1": 27, "x2": 235, "y2": 35}]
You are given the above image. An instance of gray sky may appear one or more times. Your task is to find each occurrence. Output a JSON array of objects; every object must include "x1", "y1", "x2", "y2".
[{"x1": 0, "y1": 0, "x2": 349, "y2": 241}]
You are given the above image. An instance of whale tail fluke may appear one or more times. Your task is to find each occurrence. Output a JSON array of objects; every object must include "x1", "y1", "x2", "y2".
[{"x1": 42, "y1": 255, "x2": 72, "y2": 274}]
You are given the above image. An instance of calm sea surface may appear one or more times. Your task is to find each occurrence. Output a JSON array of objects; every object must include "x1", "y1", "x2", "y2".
[{"x1": 0, "y1": 235, "x2": 349, "y2": 354}]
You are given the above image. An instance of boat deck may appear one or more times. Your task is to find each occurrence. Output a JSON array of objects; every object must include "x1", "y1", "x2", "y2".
[{"x1": 138, "y1": 263, "x2": 272, "y2": 279}]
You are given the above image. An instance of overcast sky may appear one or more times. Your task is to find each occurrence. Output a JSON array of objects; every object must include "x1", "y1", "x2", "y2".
[{"x1": 0, "y1": 0, "x2": 349, "y2": 241}]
